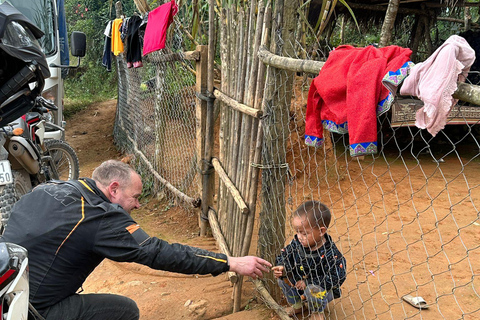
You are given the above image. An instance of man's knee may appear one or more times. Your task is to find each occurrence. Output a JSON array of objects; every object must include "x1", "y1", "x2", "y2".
[{"x1": 116, "y1": 295, "x2": 140, "y2": 320}]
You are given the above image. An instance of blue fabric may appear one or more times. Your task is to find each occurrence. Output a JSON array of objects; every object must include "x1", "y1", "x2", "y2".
[
  {"x1": 102, "y1": 36, "x2": 112, "y2": 72},
  {"x1": 57, "y1": 0, "x2": 69, "y2": 77}
]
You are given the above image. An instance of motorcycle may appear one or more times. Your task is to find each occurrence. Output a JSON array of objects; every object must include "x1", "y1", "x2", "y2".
[
  {"x1": 0, "y1": 2, "x2": 85, "y2": 232},
  {"x1": 0, "y1": 241, "x2": 44, "y2": 320}
]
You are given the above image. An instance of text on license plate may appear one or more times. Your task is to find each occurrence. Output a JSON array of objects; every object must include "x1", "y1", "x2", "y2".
[{"x1": 0, "y1": 160, "x2": 13, "y2": 186}]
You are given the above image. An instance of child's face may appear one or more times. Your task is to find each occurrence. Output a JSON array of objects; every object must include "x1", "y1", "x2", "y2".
[{"x1": 292, "y1": 215, "x2": 326, "y2": 249}]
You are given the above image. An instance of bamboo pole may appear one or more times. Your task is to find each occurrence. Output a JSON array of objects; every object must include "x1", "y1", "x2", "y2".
[
  {"x1": 213, "y1": 89, "x2": 263, "y2": 118},
  {"x1": 241, "y1": 0, "x2": 271, "y2": 258},
  {"x1": 253, "y1": 280, "x2": 291, "y2": 320},
  {"x1": 211, "y1": 158, "x2": 249, "y2": 215},
  {"x1": 244, "y1": 0, "x2": 257, "y2": 100},
  {"x1": 208, "y1": 208, "x2": 238, "y2": 284},
  {"x1": 225, "y1": 5, "x2": 238, "y2": 249},
  {"x1": 453, "y1": 82, "x2": 480, "y2": 105},
  {"x1": 231, "y1": 7, "x2": 246, "y2": 259},
  {"x1": 257, "y1": 46, "x2": 480, "y2": 105},
  {"x1": 132, "y1": 0, "x2": 149, "y2": 14},
  {"x1": 258, "y1": 46, "x2": 325, "y2": 74},
  {"x1": 144, "y1": 50, "x2": 200, "y2": 63},
  {"x1": 230, "y1": 6, "x2": 252, "y2": 312},
  {"x1": 218, "y1": 7, "x2": 229, "y2": 245}
]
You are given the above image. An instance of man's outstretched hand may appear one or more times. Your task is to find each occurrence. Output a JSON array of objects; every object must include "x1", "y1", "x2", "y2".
[{"x1": 228, "y1": 256, "x2": 272, "y2": 279}]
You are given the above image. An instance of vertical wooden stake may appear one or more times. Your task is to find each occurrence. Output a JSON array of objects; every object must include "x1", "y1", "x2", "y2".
[
  {"x1": 196, "y1": 45, "x2": 209, "y2": 235},
  {"x1": 199, "y1": 0, "x2": 217, "y2": 237}
]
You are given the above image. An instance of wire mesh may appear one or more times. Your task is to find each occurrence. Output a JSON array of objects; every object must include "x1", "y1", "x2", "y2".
[
  {"x1": 254, "y1": 32, "x2": 480, "y2": 320},
  {"x1": 113, "y1": 18, "x2": 199, "y2": 206},
  {"x1": 111, "y1": 3, "x2": 480, "y2": 319}
]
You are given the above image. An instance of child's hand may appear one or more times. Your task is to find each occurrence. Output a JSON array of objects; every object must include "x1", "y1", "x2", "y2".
[
  {"x1": 272, "y1": 266, "x2": 284, "y2": 278},
  {"x1": 295, "y1": 280, "x2": 306, "y2": 290}
]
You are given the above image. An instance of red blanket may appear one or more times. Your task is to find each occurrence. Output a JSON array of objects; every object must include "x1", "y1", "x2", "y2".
[{"x1": 305, "y1": 45, "x2": 412, "y2": 156}]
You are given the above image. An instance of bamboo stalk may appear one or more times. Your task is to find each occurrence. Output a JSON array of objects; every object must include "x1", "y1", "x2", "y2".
[
  {"x1": 144, "y1": 50, "x2": 200, "y2": 63},
  {"x1": 253, "y1": 280, "x2": 291, "y2": 320},
  {"x1": 218, "y1": 7, "x2": 229, "y2": 242},
  {"x1": 244, "y1": 0, "x2": 257, "y2": 100},
  {"x1": 453, "y1": 82, "x2": 480, "y2": 105},
  {"x1": 233, "y1": 8, "x2": 248, "y2": 260},
  {"x1": 208, "y1": 208, "x2": 238, "y2": 284},
  {"x1": 258, "y1": 46, "x2": 324, "y2": 74},
  {"x1": 232, "y1": 4, "x2": 258, "y2": 310},
  {"x1": 241, "y1": 1, "x2": 271, "y2": 258},
  {"x1": 211, "y1": 158, "x2": 249, "y2": 215},
  {"x1": 225, "y1": 5, "x2": 238, "y2": 249},
  {"x1": 132, "y1": 0, "x2": 149, "y2": 14}
]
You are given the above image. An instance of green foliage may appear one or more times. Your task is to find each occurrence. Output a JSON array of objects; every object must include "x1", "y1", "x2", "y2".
[{"x1": 63, "y1": 0, "x2": 137, "y2": 114}]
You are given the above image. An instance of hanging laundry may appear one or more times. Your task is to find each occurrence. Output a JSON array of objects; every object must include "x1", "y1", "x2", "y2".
[
  {"x1": 111, "y1": 18, "x2": 124, "y2": 56},
  {"x1": 305, "y1": 45, "x2": 412, "y2": 157},
  {"x1": 399, "y1": 35, "x2": 475, "y2": 137},
  {"x1": 102, "y1": 21, "x2": 112, "y2": 71},
  {"x1": 143, "y1": 0, "x2": 178, "y2": 56},
  {"x1": 126, "y1": 15, "x2": 143, "y2": 68}
]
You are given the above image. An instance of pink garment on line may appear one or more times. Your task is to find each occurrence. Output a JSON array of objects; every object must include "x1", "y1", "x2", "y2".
[
  {"x1": 143, "y1": 0, "x2": 178, "y2": 56},
  {"x1": 399, "y1": 35, "x2": 475, "y2": 136}
]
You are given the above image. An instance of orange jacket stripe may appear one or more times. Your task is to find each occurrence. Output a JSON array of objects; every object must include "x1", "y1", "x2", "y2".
[{"x1": 55, "y1": 197, "x2": 86, "y2": 255}]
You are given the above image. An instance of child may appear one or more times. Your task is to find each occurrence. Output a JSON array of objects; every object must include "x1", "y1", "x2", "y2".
[{"x1": 272, "y1": 201, "x2": 346, "y2": 320}]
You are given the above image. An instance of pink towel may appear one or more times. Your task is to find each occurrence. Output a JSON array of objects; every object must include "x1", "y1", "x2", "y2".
[
  {"x1": 399, "y1": 35, "x2": 475, "y2": 136},
  {"x1": 143, "y1": 1, "x2": 178, "y2": 56}
]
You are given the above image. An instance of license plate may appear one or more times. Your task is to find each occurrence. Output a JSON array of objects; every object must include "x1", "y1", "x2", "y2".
[{"x1": 0, "y1": 160, "x2": 13, "y2": 186}]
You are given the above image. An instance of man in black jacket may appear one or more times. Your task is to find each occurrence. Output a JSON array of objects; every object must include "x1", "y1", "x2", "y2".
[{"x1": 2, "y1": 160, "x2": 271, "y2": 320}]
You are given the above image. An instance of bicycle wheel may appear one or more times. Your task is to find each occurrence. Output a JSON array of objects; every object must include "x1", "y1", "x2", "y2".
[{"x1": 45, "y1": 139, "x2": 80, "y2": 181}]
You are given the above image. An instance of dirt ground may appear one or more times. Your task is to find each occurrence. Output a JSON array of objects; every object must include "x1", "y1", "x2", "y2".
[
  {"x1": 64, "y1": 98, "x2": 480, "y2": 320},
  {"x1": 64, "y1": 100, "x2": 277, "y2": 320}
]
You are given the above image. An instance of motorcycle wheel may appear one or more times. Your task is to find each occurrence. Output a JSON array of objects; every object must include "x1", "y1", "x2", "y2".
[
  {"x1": 0, "y1": 170, "x2": 32, "y2": 233},
  {"x1": 45, "y1": 139, "x2": 79, "y2": 181}
]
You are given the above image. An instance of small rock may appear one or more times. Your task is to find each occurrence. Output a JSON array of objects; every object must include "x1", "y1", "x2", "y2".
[
  {"x1": 184, "y1": 300, "x2": 192, "y2": 307},
  {"x1": 188, "y1": 300, "x2": 208, "y2": 318},
  {"x1": 125, "y1": 281, "x2": 143, "y2": 287},
  {"x1": 161, "y1": 292, "x2": 170, "y2": 296}
]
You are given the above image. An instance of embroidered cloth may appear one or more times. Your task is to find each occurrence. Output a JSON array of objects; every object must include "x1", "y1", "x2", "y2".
[{"x1": 305, "y1": 45, "x2": 412, "y2": 156}]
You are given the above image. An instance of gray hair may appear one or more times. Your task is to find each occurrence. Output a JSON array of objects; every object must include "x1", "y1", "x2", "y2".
[{"x1": 92, "y1": 160, "x2": 135, "y2": 187}]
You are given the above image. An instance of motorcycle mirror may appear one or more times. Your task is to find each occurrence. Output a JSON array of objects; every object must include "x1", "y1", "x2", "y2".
[{"x1": 70, "y1": 31, "x2": 86, "y2": 57}]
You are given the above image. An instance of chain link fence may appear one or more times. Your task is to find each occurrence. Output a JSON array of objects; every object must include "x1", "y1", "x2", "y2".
[
  {"x1": 113, "y1": 2, "x2": 480, "y2": 319},
  {"x1": 114, "y1": 18, "x2": 200, "y2": 207},
  {"x1": 254, "y1": 24, "x2": 480, "y2": 320}
]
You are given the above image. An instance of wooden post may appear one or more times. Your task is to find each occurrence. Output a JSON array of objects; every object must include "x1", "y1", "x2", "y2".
[
  {"x1": 464, "y1": 6, "x2": 471, "y2": 31},
  {"x1": 199, "y1": 0, "x2": 217, "y2": 238},
  {"x1": 196, "y1": 45, "x2": 209, "y2": 235},
  {"x1": 259, "y1": 0, "x2": 299, "y2": 301},
  {"x1": 115, "y1": 1, "x2": 123, "y2": 18},
  {"x1": 133, "y1": 0, "x2": 150, "y2": 14}
]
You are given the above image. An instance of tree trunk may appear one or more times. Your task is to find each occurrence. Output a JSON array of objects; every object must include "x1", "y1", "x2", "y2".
[{"x1": 379, "y1": 0, "x2": 401, "y2": 47}]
